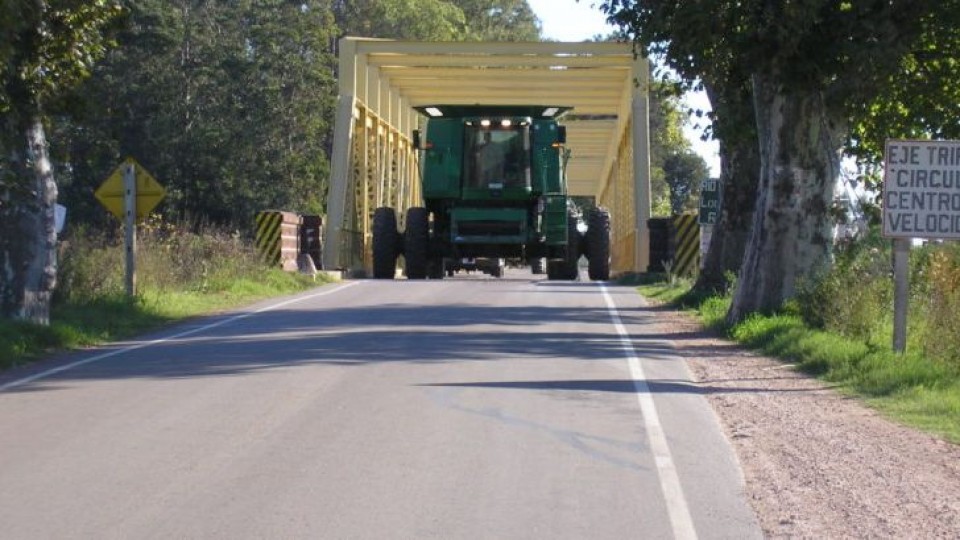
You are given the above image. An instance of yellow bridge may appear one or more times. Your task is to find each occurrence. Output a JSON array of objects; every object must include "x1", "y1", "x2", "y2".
[{"x1": 322, "y1": 38, "x2": 652, "y2": 275}]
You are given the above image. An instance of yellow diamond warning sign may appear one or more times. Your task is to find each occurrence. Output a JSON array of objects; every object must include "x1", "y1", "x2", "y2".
[{"x1": 94, "y1": 157, "x2": 166, "y2": 220}]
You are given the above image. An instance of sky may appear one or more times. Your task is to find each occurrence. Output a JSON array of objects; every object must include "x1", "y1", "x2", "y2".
[{"x1": 527, "y1": 0, "x2": 721, "y2": 177}]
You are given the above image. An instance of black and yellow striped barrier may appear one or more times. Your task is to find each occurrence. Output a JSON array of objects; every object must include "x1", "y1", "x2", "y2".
[
  {"x1": 672, "y1": 213, "x2": 700, "y2": 276},
  {"x1": 255, "y1": 210, "x2": 301, "y2": 270}
]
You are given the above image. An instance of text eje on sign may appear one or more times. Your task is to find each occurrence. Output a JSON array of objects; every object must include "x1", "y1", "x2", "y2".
[{"x1": 883, "y1": 139, "x2": 960, "y2": 239}]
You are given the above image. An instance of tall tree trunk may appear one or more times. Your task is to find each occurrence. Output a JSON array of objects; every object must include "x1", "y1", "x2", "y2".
[
  {"x1": 726, "y1": 74, "x2": 844, "y2": 323},
  {"x1": 694, "y1": 81, "x2": 760, "y2": 294},
  {"x1": 0, "y1": 112, "x2": 58, "y2": 325}
]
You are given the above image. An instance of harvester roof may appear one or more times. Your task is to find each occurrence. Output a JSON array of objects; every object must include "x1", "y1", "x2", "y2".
[{"x1": 413, "y1": 105, "x2": 572, "y2": 119}]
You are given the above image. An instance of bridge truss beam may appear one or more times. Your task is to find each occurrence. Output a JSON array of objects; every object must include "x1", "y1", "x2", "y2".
[{"x1": 323, "y1": 38, "x2": 651, "y2": 275}]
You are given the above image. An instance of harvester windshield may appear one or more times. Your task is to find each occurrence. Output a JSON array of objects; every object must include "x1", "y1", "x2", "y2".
[{"x1": 463, "y1": 123, "x2": 530, "y2": 190}]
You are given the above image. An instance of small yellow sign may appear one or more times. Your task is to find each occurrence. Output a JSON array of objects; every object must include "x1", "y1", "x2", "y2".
[{"x1": 94, "y1": 157, "x2": 166, "y2": 220}]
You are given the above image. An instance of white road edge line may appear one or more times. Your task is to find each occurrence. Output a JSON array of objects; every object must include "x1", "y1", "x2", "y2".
[
  {"x1": 0, "y1": 281, "x2": 362, "y2": 393},
  {"x1": 600, "y1": 283, "x2": 698, "y2": 540}
]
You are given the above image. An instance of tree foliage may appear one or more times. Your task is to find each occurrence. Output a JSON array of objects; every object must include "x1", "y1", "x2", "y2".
[
  {"x1": 452, "y1": 0, "x2": 541, "y2": 41},
  {"x1": 848, "y1": 13, "x2": 960, "y2": 168},
  {"x1": 56, "y1": 0, "x2": 338, "y2": 227},
  {"x1": 601, "y1": 0, "x2": 957, "y2": 320},
  {"x1": 333, "y1": 0, "x2": 541, "y2": 41},
  {"x1": 0, "y1": 0, "x2": 123, "y2": 113},
  {"x1": 646, "y1": 79, "x2": 698, "y2": 216},
  {"x1": 333, "y1": 0, "x2": 467, "y2": 41},
  {"x1": 663, "y1": 150, "x2": 708, "y2": 215}
]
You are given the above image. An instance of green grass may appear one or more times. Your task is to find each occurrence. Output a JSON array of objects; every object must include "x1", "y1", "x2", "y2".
[
  {"x1": 0, "y1": 270, "x2": 331, "y2": 370},
  {"x1": 636, "y1": 278, "x2": 695, "y2": 305},
  {"x1": 637, "y1": 276, "x2": 960, "y2": 444}
]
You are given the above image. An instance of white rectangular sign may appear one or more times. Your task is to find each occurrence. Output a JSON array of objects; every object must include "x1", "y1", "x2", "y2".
[{"x1": 883, "y1": 139, "x2": 960, "y2": 239}]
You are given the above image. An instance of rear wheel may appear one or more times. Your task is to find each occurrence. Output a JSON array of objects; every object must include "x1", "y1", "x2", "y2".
[
  {"x1": 404, "y1": 207, "x2": 429, "y2": 279},
  {"x1": 586, "y1": 207, "x2": 611, "y2": 281},
  {"x1": 372, "y1": 207, "x2": 399, "y2": 279}
]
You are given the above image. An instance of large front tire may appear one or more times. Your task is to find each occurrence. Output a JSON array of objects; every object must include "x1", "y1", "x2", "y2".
[
  {"x1": 547, "y1": 212, "x2": 581, "y2": 280},
  {"x1": 586, "y1": 207, "x2": 611, "y2": 281},
  {"x1": 404, "y1": 207, "x2": 430, "y2": 279},
  {"x1": 372, "y1": 207, "x2": 399, "y2": 279}
]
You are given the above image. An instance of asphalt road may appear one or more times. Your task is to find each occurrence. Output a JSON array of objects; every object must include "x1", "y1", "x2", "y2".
[{"x1": 0, "y1": 269, "x2": 761, "y2": 539}]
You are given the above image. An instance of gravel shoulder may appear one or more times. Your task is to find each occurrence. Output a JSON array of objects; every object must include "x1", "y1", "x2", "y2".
[{"x1": 650, "y1": 306, "x2": 960, "y2": 537}]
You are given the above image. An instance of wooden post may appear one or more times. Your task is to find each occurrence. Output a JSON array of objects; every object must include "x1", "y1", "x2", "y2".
[
  {"x1": 124, "y1": 162, "x2": 137, "y2": 297},
  {"x1": 892, "y1": 238, "x2": 910, "y2": 353}
]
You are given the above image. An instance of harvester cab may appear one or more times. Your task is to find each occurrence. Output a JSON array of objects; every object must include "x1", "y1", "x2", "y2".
[{"x1": 371, "y1": 105, "x2": 610, "y2": 281}]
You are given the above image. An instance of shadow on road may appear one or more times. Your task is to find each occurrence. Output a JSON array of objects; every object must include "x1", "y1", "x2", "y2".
[{"x1": 0, "y1": 284, "x2": 763, "y2": 395}]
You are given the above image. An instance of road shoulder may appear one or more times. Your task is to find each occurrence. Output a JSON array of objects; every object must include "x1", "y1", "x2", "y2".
[{"x1": 653, "y1": 307, "x2": 960, "y2": 537}]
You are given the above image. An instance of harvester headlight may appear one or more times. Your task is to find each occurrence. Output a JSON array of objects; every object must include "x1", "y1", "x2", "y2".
[
  {"x1": 480, "y1": 119, "x2": 491, "y2": 127},
  {"x1": 501, "y1": 119, "x2": 512, "y2": 127},
  {"x1": 425, "y1": 107, "x2": 443, "y2": 117}
]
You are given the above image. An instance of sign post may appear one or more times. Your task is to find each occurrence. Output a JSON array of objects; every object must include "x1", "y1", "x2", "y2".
[
  {"x1": 882, "y1": 139, "x2": 960, "y2": 353},
  {"x1": 123, "y1": 162, "x2": 137, "y2": 296},
  {"x1": 892, "y1": 238, "x2": 910, "y2": 353},
  {"x1": 94, "y1": 157, "x2": 165, "y2": 297}
]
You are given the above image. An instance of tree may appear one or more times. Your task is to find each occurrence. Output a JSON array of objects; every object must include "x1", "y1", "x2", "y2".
[
  {"x1": 694, "y1": 75, "x2": 760, "y2": 294},
  {"x1": 0, "y1": 0, "x2": 122, "y2": 324},
  {"x1": 333, "y1": 0, "x2": 467, "y2": 41},
  {"x1": 848, "y1": 13, "x2": 960, "y2": 167},
  {"x1": 333, "y1": 0, "x2": 541, "y2": 42},
  {"x1": 663, "y1": 150, "x2": 708, "y2": 215},
  {"x1": 450, "y1": 0, "x2": 541, "y2": 41},
  {"x1": 646, "y1": 79, "x2": 686, "y2": 215},
  {"x1": 601, "y1": 1, "x2": 951, "y2": 322},
  {"x1": 58, "y1": 0, "x2": 338, "y2": 227}
]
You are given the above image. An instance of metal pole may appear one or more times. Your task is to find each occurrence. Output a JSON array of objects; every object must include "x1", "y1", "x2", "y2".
[
  {"x1": 631, "y1": 56, "x2": 652, "y2": 272},
  {"x1": 892, "y1": 238, "x2": 910, "y2": 353},
  {"x1": 124, "y1": 163, "x2": 137, "y2": 297}
]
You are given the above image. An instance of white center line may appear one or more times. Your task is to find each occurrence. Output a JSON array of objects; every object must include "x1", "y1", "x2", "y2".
[
  {"x1": 601, "y1": 283, "x2": 698, "y2": 540},
  {"x1": 0, "y1": 281, "x2": 361, "y2": 393}
]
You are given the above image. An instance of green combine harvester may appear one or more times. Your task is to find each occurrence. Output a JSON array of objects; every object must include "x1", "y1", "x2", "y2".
[{"x1": 372, "y1": 105, "x2": 610, "y2": 281}]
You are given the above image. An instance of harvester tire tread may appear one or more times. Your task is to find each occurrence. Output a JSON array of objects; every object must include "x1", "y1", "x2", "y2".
[
  {"x1": 372, "y1": 207, "x2": 399, "y2": 279},
  {"x1": 404, "y1": 207, "x2": 430, "y2": 279},
  {"x1": 586, "y1": 207, "x2": 611, "y2": 281}
]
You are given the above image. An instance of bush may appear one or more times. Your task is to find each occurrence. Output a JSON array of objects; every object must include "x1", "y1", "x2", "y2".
[
  {"x1": 55, "y1": 225, "x2": 125, "y2": 303},
  {"x1": 916, "y1": 242, "x2": 960, "y2": 366},
  {"x1": 795, "y1": 229, "x2": 892, "y2": 343},
  {"x1": 794, "y1": 228, "x2": 960, "y2": 368},
  {"x1": 56, "y1": 217, "x2": 269, "y2": 304}
]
